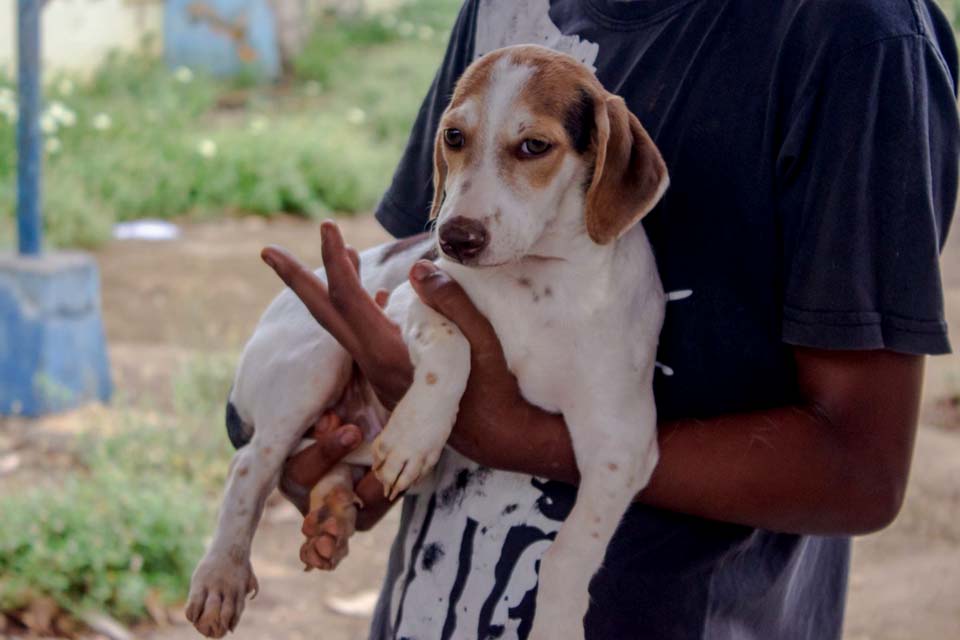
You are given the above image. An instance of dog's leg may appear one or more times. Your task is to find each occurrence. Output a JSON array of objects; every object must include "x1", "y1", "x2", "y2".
[
  {"x1": 372, "y1": 285, "x2": 471, "y2": 499},
  {"x1": 528, "y1": 384, "x2": 658, "y2": 640},
  {"x1": 299, "y1": 462, "x2": 360, "y2": 571},
  {"x1": 185, "y1": 424, "x2": 303, "y2": 638}
]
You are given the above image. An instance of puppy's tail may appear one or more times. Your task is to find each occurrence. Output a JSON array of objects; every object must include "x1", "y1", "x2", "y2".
[{"x1": 225, "y1": 390, "x2": 254, "y2": 449}]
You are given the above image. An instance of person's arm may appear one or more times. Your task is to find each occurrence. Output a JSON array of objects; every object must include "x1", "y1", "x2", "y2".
[
  {"x1": 265, "y1": 224, "x2": 923, "y2": 537},
  {"x1": 450, "y1": 343, "x2": 922, "y2": 536},
  {"x1": 410, "y1": 259, "x2": 922, "y2": 535}
]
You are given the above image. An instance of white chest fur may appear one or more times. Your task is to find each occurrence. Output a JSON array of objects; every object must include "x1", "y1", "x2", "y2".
[{"x1": 442, "y1": 224, "x2": 665, "y2": 415}]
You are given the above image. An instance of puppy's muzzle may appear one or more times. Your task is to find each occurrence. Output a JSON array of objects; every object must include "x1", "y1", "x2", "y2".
[{"x1": 438, "y1": 216, "x2": 489, "y2": 264}]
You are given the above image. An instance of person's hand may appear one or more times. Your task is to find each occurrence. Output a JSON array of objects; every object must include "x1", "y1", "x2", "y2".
[
  {"x1": 261, "y1": 221, "x2": 413, "y2": 409},
  {"x1": 282, "y1": 412, "x2": 398, "y2": 571},
  {"x1": 279, "y1": 412, "x2": 364, "y2": 515},
  {"x1": 262, "y1": 221, "x2": 559, "y2": 473}
]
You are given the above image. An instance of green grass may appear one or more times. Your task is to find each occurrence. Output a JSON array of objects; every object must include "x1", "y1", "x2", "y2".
[
  {"x1": 0, "y1": 0, "x2": 460, "y2": 249},
  {"x1": 0, "y1": 357, "x2": 235, "y2": 623}
]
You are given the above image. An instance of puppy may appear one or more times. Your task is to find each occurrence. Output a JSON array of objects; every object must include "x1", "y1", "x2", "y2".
[{"x1": 186, "y1": 44, "x2": 668, "y2": 640}]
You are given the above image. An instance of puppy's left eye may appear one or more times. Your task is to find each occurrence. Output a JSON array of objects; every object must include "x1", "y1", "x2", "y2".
[{"x1": 520, "y1": 139, "x2": 552, "y2": 157}]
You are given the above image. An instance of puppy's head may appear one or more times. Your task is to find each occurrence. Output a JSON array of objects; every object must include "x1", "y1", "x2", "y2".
[{"x1": 431, "y1": 44, "x2": 668, "y2": 266}]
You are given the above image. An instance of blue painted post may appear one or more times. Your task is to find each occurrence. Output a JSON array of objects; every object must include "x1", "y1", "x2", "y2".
[
  {"x1": 0, "y1": 0, "x2": 112, "y2": 416},
  {"x1": 16, "y1": 0, "x2": 42, "y2": 256}
]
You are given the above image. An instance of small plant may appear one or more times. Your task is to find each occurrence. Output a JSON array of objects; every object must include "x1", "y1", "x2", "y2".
[
  {"x1": 0, "y1": 356, "x2": 236, "y2": 627},
  {"x1": 0, "y1": 0, "x2": 460, "y2": 249}
]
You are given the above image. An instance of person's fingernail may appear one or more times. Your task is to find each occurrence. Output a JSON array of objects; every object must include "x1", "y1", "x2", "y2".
[
  {"x1": 411, "y1": 261, "x2": 437, "y2": 281},
  {"x1": 338, "y1": 428, "x2": 360, "y2": 447}
]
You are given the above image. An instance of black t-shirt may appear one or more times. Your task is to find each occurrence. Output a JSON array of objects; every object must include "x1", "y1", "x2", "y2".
[{"x1": 371, "y1": 1, "x2": 959, "y2": 638}]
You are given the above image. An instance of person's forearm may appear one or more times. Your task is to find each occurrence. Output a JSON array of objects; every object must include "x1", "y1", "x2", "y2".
[{"x1": 450, "y1": 402, "x2": 901, "y2": 536}]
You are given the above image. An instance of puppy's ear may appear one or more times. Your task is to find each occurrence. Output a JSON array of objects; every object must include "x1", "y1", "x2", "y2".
[
  {"x1": 585, "y1": 95, "x2": 668, "y2": 244},
  {"x1": 429, "y1": 128, "x2": 448, "y2": 220}
]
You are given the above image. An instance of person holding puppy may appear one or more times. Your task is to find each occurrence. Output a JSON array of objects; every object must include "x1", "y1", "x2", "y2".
[{"x1": 265, "y1": 1, "x2": 960, "y2": 638}]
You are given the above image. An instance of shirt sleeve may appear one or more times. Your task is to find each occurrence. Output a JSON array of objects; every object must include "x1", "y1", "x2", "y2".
[
  {"x1": 375, "y1": 1, "x2": 479, "y2": 239},
  {"x1": 778, "y1": 34, "x2": 960, "y2": 355}
]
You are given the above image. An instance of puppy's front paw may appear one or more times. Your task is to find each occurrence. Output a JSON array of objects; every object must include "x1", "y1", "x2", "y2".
[
  {"x1": 185, "y1": 552, "x2": 259, "y2": 638},
  {"x1": 372, "y1": 426, "x2": 445, "y2": 500}
]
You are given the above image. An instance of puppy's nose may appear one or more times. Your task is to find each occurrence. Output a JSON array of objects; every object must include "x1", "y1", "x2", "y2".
[{"x1": 439, "y1": 216, "x2": 489, "y2": 263}]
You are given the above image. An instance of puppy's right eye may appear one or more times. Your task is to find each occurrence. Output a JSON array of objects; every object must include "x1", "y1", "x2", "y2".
[{"x1": 444, "y1": 128, "x2": 465, "y2": 149}]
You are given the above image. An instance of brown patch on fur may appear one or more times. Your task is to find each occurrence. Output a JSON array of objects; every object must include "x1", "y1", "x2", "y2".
[
  {"x1": 544, "y1": 286, "x2": 553, "y2": 297},
  {"x1": 608, "y1": 462, "x2": 619, "y2": 471},
  {"x1": 506, "y1": 47, "x2": 603, "y2": 191},
  {"x1": 584, "y1": 94, "x2": 668, "y2": 244},
  {"x1": 425, "y1": 372, "x2": 438, "y2": 385},
  {"x1": 379, "y1": 232, "x2": 432, "y2": 265},
  {"x1": 517, "y1": 277, "x2": 532, "y2": 288},
  {"x1": 237, "y1": 466, "x2": 249, "y2": 477},
  {"x1": 262, "y1": 446, "x2": 272, "y2": 456}
]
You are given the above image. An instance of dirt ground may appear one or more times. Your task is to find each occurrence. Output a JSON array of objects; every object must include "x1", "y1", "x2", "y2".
[{"x1": 10, "y1": 213, "x2": 960, "y2": 639}]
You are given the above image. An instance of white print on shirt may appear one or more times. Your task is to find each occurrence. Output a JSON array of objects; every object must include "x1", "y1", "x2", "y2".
[
  {"x1": 474, "y1": 0, "x2": 600, "y2": 70},
  {"x1": 656, "y1": 289, "x2": 694, "y2": 376}
]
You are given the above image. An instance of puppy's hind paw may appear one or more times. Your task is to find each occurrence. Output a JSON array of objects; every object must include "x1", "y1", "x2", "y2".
[{"x1": 300, "y1": 486, "x2": 359, "y2": 571}]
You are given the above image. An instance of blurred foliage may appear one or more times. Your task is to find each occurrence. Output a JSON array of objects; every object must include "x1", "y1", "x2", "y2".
[
  {"x1": 0, "y1": 356, "x2": 235, "y2": 623},
  {"x1": 0, "y1": 0, "x2": 460, "y2": 249}
]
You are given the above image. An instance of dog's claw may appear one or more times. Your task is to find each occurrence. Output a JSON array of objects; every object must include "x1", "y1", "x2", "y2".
[{"x1": 373, "y1": 430, "x2": 443, "y2": 499}]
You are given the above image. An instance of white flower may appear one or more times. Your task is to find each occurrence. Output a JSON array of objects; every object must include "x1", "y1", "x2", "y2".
[
  {"x1": 174, "y1": 66, "x2": 194, "y2": 83},
  {"x1": 249, "y1": 116, "x2": 268, "y2": 133},
  {"x1": 57, "y1": 78, "x2": 75, "y2": 96},
  {"x1": 0, "y1": 90, "x2": 16, "y2": 123},
  {"x1": 40, "y1": 111, "x2": 58, "y2": 134},
  {"x1": 417, "y1": 25, "x2": 435, "y2": 40},
  {"x1": 197, "y1": 138, "x2": 218, "y2": 158},
  {"x1": 45, "y1": 137, "x2": 62, "y2": 154},
  {"x1": 92, "y1": 112, "x2": 112, "y2": 131},
  {"x1": 397, "y1": 21, "x2": 415, "y2": 37},
  {"x1": 346, "y1": 107, "x2": 367, "y2": 125},
  {"x1": 48, "y1": 101, "x2": 76, "y2": 127}
]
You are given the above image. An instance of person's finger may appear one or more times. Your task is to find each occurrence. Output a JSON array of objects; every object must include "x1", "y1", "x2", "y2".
[
  {"x1": 320, "y1": 222, "x2": 412, "y2": 369},
  {"x1": 303, "y1": 412, "x2": 341, "y2": 439},
  {"x1": 320, "y1": 222, "x2": 380, "y2": 319},
  {"x1": 409, "y1": 261, "x2": 502, "y2": 352},
  {"x1": 284, "y1": 424, "x2": 362, "y2": 489},
  {"x1": 260, "y1": 244, "x2": 362, "y2": 355},
  {"x1": 346, "y1": 245, "x2": 361, "y2": 275},
  {"x1": 354, "y1": 470, "x2": 397, "y2": 530},
  {"x1": 374, "y1": 288, "x2": 390, "y2": 309}
]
